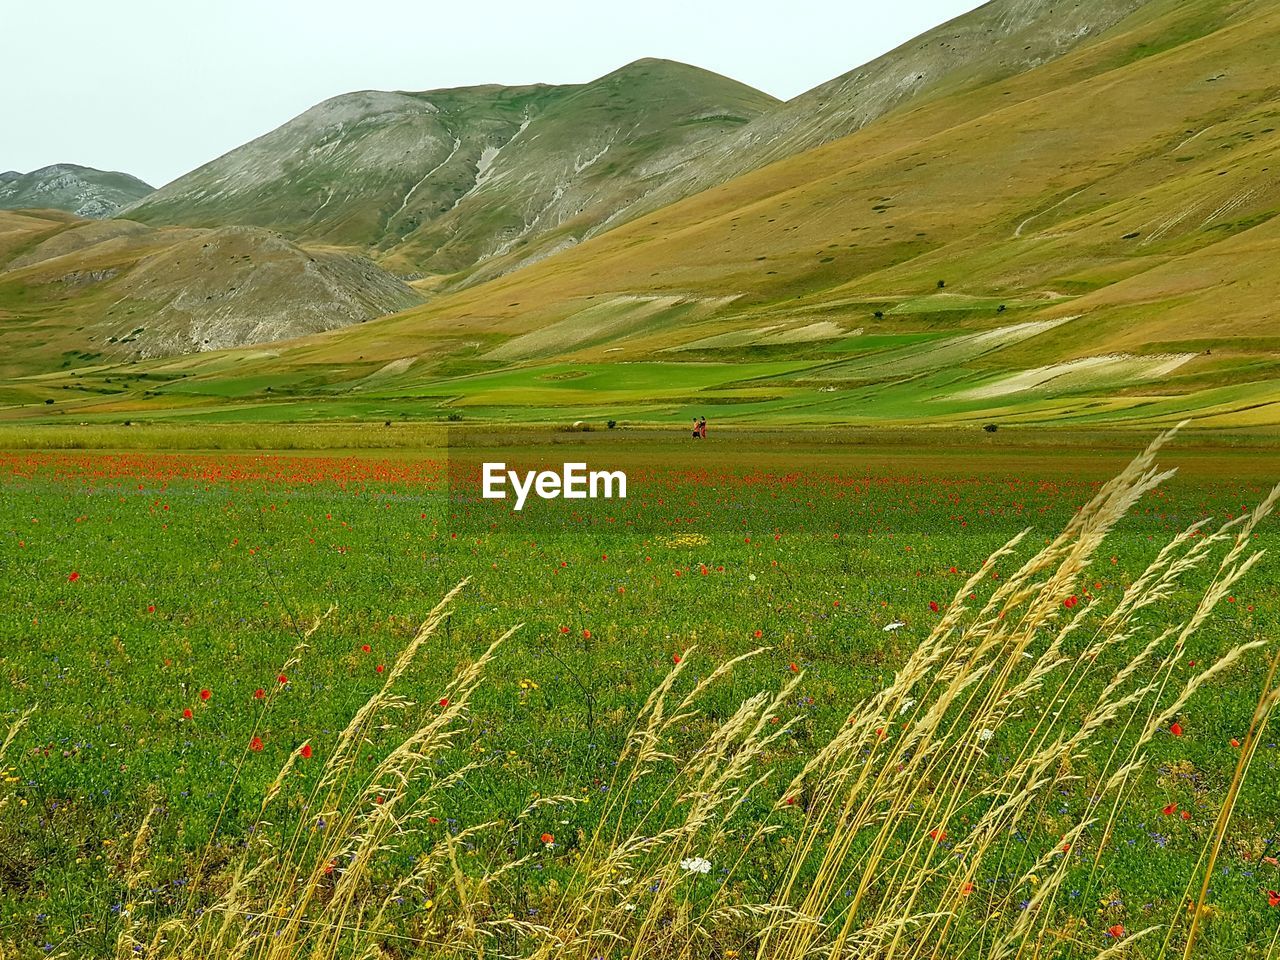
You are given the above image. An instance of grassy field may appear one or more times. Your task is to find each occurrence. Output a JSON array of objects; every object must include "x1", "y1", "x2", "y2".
[{"x1": 1, "y1": 426, "x2": 1278, "y2": 958}]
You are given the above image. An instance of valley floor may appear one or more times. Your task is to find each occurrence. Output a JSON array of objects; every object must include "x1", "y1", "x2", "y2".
[{"x1": 0, "y1": 429, "x2": 1277, "y2": 957}]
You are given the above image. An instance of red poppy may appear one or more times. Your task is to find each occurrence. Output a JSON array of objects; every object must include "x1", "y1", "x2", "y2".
[
  {"x1": 439, "y1": 697, "x2": 449, "y2": 708},
  {"x1": 1163, "y1": 802, "x2": 1177, "y2": 816},
  {"x1": 68, "y1": 571, "x2": 80, "y2": 582},
  {"x1": 929, "y1": 601, "x2": 940, "y2": 612},
  {"x1": 582, "y1": 629, "x2": 591, "y2": 639},
  {"x1": 540, "y1": 832, "x2": 554, "y2": 844},
  {"x1": 254, "y1": 688, "x2": 266, "y2": 700},
  {"x1": 672, "y1": 654, "x2": 681, "y2": 664},
  {"x1": 1170, "y1": 721, "x2": 1183, "y2": 737},
  {"x1": 785, "y1": 796, "x2": 796, "y2": 805},
  {"x1": 1063, "y1": 595, "x2": 1079, "y2": 609},
  {"x1": 1231, "y1": 738, "x2": 1241, "y2": 748},
  {"x1": 299, "y1": 743, "x2": 312, "y2": 759},
  {"x1": 788, "y1": 662, "x2": 799, "y2": 673},
  {"x1": 361, "y1": 644, "x2": 371, "y2": 653},
  {"x1": 929, "y1": 828, "x2": 947, "y2": 842},
  {"x1": 559, "y1": 626, "x2": 569, "y2": 634},
  {"x1": 754, "y1": 629, "x2": 763, "y2": 639},
  {"x1": 199, "y1": 688, "x2": 211, "y2": 701},
  {"x1": 1268, "y1": 890, "x2": 1280, "y2": 908},
  {"x1": 249, "y1": 736, "x2": 264, "y2": 752},
  {"x1": 147, "y1": 605, "x2": 156, "y2": 614},
  {"x1": 374, "y1": 795, "x2": 384, "y2": 805},
  {"x1": 277, "y1": 674, "x2": 288, "y2": 685},
  {"x1": 1107, "y1": 924, "x2": 1125, "y2": 939},
  {"x1": 181, "y1": 707, "x2": 193, "y2": 720},
  {"x1": 1181, "y1": 810, "x2": 1191, "y2": 821},
  {"x1": 376, "y1": 664, "x2": 385, "y2": 673}
]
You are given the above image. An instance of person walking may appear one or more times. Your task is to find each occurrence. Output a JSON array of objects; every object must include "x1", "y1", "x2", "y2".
[
  {"x1": 691, "y1": 417, "x2": 701, "y2": 439},
  {"x1": 698, "y1": 416, "x2": 707, "y2": 439}
]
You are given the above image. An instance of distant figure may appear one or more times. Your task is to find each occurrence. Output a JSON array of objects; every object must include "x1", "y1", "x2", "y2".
[
  {"x1": 698, "y1": 416, "x2": 707, "y2": 439},
  {"x1": 691, "y1": 417, "x2": 701, "y2": 439}
]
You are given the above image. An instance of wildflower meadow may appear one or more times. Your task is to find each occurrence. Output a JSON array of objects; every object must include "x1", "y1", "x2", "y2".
[{"x1": 0, "y1": 427, "x2": 1277, "y2": 959}]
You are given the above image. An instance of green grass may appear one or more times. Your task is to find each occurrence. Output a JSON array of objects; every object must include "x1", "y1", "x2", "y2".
[{"x1": 1, "y1": 432, "x2": 1278, "y2": 956}]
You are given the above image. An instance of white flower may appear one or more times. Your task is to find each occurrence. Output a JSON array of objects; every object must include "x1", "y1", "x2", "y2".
[
  {"x1": 680, "y1": 856, "x2": 712, "y2": 874},
  {"x1": 898, "y1": 698, "x2": 916, "y2": 715},
  {"x1": 748, "y1": 573, "x2": 757, "y2": 582},
  {"x1": 977, "y1": 728, "x2": 994, "y2": 742},
  {"x1": 883, "y1": 620, "x2": 906, "y2": 632}
]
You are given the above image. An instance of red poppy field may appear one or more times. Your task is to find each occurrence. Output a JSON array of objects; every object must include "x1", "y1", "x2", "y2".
[{"x1": 1, "y1": 431, "x2": 1278, "y2": 959}]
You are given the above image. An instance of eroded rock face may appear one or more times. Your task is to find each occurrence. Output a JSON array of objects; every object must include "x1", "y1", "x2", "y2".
[
  {"x1": 109, "y1": 226, "x2": 425, "y2": 354},
  {"x1": 0, "y1": 164, "x2": 154, "y2": 218},
  {"x1": 0, "y1": 218, "x2": 424, "y2": 363}
]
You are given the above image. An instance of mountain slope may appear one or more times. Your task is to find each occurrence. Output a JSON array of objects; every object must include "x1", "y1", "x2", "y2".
[
  {"x1": 268, "y1": 0, "x2": 1276, "y2": 341},
  {"x1": 384, "y1": 60, "x2": 782, "y2": 282},
  {"x1": 5, "y1": 0, "x2": 1280, "y2": 428},
  {"x1": 0, "y1": 213, "x2": 421, "y2": 379},
  {"x1": 611, "y1": 0, "x2": 1158, "y2": 222},
  {"x1": 50, "y1": 0, "x2": 1274, "y2": 428},
  {"x1": 0, "y1": 164, "x2": 154, "y2": 218},
  {"x1": 121, "y1": 61, "x2": 778, "y2": 277},
  {"x1": 115, "y1": 0, "x2": 1157, "y2": 284}
]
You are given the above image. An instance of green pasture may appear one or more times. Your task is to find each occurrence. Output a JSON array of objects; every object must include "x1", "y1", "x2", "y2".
[{"x1": 1, "y1": 431, "x2": 1278, "y2": 956}]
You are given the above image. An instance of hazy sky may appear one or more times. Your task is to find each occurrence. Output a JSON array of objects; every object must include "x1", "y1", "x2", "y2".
[{"x1": 6, "y1": 0, "x2": 985, "y2": 188}]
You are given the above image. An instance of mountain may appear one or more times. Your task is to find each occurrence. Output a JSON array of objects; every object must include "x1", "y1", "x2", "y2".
[
  {"x1": 0, "y1": 164, "x2": 154, "y2": 218},
  {"x1": 612, "y1": 0, "x2": 1158, "y2": 223},
  {"x1": 4, "y1": 0, "x2": 1279, "y2": 428},
  {"x1": 116, "y1": 0, "x2": 1144, "y2": 285},
  {"x1": 0, "y1": 211, "x2": 422, "y2": 380},
  {"x1": 121, "y1": 60, "x2": 779, "y2": 279}
]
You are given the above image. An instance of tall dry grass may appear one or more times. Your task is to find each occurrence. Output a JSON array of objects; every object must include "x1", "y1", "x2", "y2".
[{"x1": 8, "y1": 427, "x2": 1274, "y2": 960}]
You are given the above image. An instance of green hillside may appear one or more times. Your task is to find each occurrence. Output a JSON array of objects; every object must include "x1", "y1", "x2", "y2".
[{"x1": 611, "y1": 0, "x2": 1158, "y2": 223}]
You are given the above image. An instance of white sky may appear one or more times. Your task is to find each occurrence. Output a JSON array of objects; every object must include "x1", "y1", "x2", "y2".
[{"x1": 5, "y1": 0, "x2": 986, "y2": 187}]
